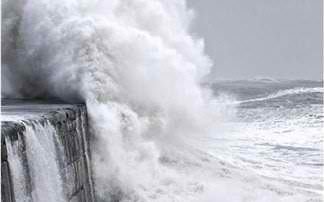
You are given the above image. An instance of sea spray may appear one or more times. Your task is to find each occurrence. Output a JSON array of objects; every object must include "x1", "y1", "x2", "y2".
[
  {"x1": 2, "y1": 0, "x2": 220, "y2": 200},
  {"x1": 2, "y1": 0, "x2": 318, "y2": 201}
]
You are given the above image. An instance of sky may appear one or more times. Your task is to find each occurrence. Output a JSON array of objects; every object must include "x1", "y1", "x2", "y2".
[{"x1": 187, "y1": 0, "x2": 322, "y2": 80}]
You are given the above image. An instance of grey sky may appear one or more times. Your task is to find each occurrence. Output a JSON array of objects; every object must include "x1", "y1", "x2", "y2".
[{"x1": 187, "y1": 0, "x2": 322, "y2": 80}]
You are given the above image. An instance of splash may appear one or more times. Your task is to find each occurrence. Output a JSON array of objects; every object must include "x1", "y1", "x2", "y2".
[
  {"x1": 2, "y1": 0, "x2": 316, "y2": 201},
  {"x1": 2, "y1": 0, "x2": 218, "y2": 200}
]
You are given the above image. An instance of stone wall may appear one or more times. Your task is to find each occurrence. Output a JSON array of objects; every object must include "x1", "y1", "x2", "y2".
[{"x1": 1, "y1": 101, "x2": 95, "y2": 202}]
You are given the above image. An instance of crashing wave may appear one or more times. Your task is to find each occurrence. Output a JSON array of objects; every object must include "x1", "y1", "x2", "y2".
[{"x1": 238, "y1": 87, "x2": 324, "y2": 104}]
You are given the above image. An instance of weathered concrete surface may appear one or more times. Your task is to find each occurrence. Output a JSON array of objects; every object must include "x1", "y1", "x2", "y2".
[{"x1": 1, "y1": 99, "x2": 95, "y2": 202}]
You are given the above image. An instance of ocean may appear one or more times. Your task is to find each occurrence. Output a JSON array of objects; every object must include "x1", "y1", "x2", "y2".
[
  {"x1": 201, "y1": 79, "x2": 323, "y2": 201},
  {"x1": 3, "y1": 0, "x2": 323, "y2": 201}
]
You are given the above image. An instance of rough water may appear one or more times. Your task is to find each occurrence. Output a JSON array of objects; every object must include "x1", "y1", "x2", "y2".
[
  {"x1": 2, "y1": 0, "x2": 323, "y2": 201},
  {"x1": 207, "y1": 79, "x2": 324, "y2": 201}
]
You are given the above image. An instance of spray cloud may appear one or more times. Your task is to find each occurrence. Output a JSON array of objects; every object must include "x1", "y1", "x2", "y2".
[{"x1": 2, "y1": 0, "x2": 244, "y2": 201}]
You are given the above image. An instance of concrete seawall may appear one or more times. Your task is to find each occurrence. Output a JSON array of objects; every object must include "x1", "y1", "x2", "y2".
[{"x1": 1, "y1": 99, "x2": 95, "y2": 202}]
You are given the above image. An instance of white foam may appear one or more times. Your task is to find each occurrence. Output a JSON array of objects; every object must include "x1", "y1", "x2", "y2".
[
  {"x1": 239, "y1": 87, "x2": 323, "y2": 104},
  {"x1": 2, "y1": 0, "x2": 322, "y2": 201}
]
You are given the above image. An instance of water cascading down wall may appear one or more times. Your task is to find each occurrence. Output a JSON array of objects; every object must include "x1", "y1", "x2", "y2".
[{"x1": 1, "y1": 99, "x2": 95, "y2": 202}]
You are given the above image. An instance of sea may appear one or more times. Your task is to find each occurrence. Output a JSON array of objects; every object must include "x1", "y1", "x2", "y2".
[
  {"x1": 3, "y1": 0, "x2": 323, "y2": 200},
  {"x1": 202, "y1": 79, "x2": 323, "y2": 201}
]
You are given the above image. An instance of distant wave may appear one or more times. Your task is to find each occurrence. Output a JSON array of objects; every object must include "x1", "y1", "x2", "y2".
[
  {"x1": 238, "y1": 87, "x2": 324, "y2": 104},
  {"x1": 249, "y1": 77, "x2": 281, "y2": 83}
]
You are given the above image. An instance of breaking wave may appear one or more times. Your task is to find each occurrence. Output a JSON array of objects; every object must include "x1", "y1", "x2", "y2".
[
  {"x1": 2, "y1": 0, "x2": 321, "y2": 201},
  {"x1": 238, "y1": 87, "x2": 323, "y2": 104}
]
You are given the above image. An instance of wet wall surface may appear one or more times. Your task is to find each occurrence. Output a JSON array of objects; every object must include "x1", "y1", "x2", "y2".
[{"x1": 1, "y1": 99, "x2": 95, "y2": 202}]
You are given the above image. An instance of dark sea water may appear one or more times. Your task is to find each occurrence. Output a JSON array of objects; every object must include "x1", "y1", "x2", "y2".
[{"x1": 205, "y1": 80, "x2": 323, "y2": 200}]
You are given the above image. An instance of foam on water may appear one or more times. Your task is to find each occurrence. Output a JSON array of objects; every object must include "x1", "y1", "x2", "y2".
[
  {"x1": 203, "y1": 85, "x2": 324, "y2": 201},
  {"x1": 238, "y1": 87, "x2": 324, "y2": 104},
  {"x1": 2, "y1": 0, "x2": 323, "y2": 201}
]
